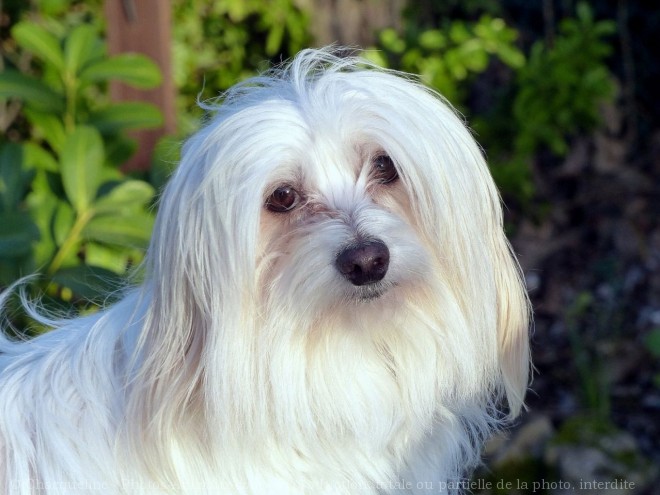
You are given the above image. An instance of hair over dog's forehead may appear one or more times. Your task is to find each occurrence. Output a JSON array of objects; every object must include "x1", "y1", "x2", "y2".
[
  {"x1": 188, "y1": 50, "x2": 486, "y2": 191},
  {"x1": 166, "y1": 48, "x2": 501, "y2": 249}
]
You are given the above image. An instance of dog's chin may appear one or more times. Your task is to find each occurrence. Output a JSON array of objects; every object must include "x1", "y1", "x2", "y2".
[{"x1": 347, "y1": 281, "x2": 396, "y2": 302}]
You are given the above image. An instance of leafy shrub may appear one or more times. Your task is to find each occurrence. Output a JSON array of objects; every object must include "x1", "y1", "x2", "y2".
[
  {"x1": 369, "y1": 15, "x2": 524, "y2": 106},
  {"x1": 0, "y1": 6, "x2": 162, "y2": 310},
  {"x1": 513, "y1": 2, "x2": 617, "y2": 157},
  {"x1": 172, "y1": 0, "x2": 310, "y2": 132},
  {"x1": 492, "y1": 2, "x2": 616, "y2": 208}
]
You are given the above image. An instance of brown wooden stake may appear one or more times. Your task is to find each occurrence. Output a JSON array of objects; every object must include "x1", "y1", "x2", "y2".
[{"x1": 104, "y1": 0, "x2": 176, "y2": 172}]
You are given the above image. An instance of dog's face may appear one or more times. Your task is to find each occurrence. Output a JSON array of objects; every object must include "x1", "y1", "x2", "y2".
[
  {"x1": 258, "y1": 138, "x2": 429, "y2": 320},
  {"x1": 148, "y1": 54, "x2": 530, "y2": 431}
]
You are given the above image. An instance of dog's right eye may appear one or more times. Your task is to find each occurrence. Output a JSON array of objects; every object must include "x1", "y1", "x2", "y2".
[
  {"x1": 266, "y1": 186, "x2": 301, "y2": 213},
  {"x1": 372, "y1": 154, "x2": 399, "y2": 184}
]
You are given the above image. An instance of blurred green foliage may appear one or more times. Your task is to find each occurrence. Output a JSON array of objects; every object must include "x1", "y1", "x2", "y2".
[
  {"x1": 513, "y1": 3, "x2": 617, "y2": 157},
  {"x1": 505, "y1": 2, "x2": 615, "y2": 206},
  {"x1": 369, "y1": 15, "x2": 524, "y2": 104},
  {"x1": 565, "y1": 291, "x2": 611, "y2": 419},
  {"x1": 645, "y1": 328, "x2": 660, "y2": 388},
  {"x1": 0, "y1": 2, "x2": 160, "y2": 310},
  {"x1": 172, "y1": 0, "x2": 310, "y2": 132}
]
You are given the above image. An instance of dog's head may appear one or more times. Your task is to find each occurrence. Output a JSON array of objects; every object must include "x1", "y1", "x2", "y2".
[{"x1": 144, "y1": 49, "x2": 530, "y2": 429}]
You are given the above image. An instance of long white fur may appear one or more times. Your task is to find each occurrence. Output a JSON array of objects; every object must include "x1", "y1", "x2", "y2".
[{"x1": 0, "y1": 48, "x2": 530, "y2": 494}]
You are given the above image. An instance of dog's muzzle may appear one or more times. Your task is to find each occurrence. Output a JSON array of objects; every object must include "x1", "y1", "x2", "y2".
[{"x1": 335, "y1": 240, "x2": 390, "y2": 286}]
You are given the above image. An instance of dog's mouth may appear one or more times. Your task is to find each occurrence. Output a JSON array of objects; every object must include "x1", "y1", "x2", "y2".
[{"x1": 351, "y1": 282, "x2": 395, "y2": 302}]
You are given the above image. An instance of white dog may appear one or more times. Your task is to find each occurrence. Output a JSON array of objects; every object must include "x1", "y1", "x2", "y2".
[{"x1": 0, "y1": 48, "x2": 530, "y2": 494}]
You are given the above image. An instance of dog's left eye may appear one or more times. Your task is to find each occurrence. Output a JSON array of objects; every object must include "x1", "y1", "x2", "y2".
[
  {"x1": 372, "y1": 154, "x2": 399, "y2": 184},
  {"x1": 266, "y1": 186, "x2": 301, "y2": 213}
]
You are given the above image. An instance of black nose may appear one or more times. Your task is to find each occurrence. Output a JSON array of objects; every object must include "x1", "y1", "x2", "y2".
[{"x1": 335, "y1": 240, "x2": 390, "y2": 286}]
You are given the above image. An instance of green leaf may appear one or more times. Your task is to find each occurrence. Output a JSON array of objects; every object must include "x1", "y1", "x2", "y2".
[
  {"x1": 445, "y1": 49, "x2": 468, "y2": 80},
  {"x1": 449, "y1": 21, "x2": 471, "y2": 44},
  {"x1": 64, "y1": 24, "x2": 99, "y2": 76},
  {"x1": 79, "y1": 53, "x2": 162, "y2": 89},
  {"x1": 645, "y1": 328, "x2": 660, "y2": 359},
  {"x1": 25, "y1": 171, "x2": 58, "y2": 266},
  {"x1": 0, "y1": 143, "x2": 31, "y2": 212},
  {"x1": 576, "y1": 1, "x2": 594, "y2": 24},
  {"x1": 88, "y1": 102, "x2": 163, "y2": 134},
  {"x1": 22, "y1": 142, "x2": 59, "y2": 172},
  {"x1": 0, "y1": 70, "x2": 64, "y2": 113},
  {"x1": 83, "y1": 212, "x2": 154, "y2": 248},
  {"x1": 40, "y1": 0, "x2": 69, "y2": 16},
  {"x1": 53, "y1": 200, "x2": 75, "y2": 247},
  {"x1": 93, "y1": 180, "x2": 155, "y2": 215},
  {"x1": 85, "y1": 243, "x2": 130, "y2": 274},
  {"x1": 496, "y1": 44, "x2": 526, "y2": 69},
  {"x1": 0, "y1": 211, "x2": 40, "y2": 257},
  {"x1": 12, "y1": 21, "x2": 64, "y2": 70},
  {"x1": 362, "y1": 50, "x2": 388, "y2": 68},
  {"x1": 459, "y1": 39, "x2": 489, "y2": 72},
  {"x1": 24, "y1": 108, "x2": 67, "y2": 153},
  {"x1": 419, "y1": 30, "x2": 446, "y2": 51},
  {"x1": 104, "y1": 136, "x2": 137, "y2": 168},
  {"x1": 51, "y1": 264, "x2": 124, "y2": 302},
  {"x1": 60, "y1": 126, "x2": 105, "y2": 213},
  {"x1": 380, "y1": 28, "x2": 405, "y2": 54},
  {"x1": 265, "y1": 24, "x2": 284, "y2": 55}
]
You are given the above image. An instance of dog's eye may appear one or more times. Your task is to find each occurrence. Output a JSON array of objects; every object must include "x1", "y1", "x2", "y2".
[
  {"x1": 372, "y1": 154, "x2": 399, "y2": 184},
  {"x1": 266, "y1": 186, "x2": 301, "y2": 213}
]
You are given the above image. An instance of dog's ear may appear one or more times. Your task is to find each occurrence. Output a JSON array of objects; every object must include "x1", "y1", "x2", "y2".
[{"x1": 493, "y1": 233, "x2": 531, "y2": 418}]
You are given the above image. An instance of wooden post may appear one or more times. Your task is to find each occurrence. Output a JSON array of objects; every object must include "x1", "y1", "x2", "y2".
[
  {"x1": 303, "y1": 0, "x2": 405, "y2": 47},
  {"x1": 104, "y1": 0, "x2": 176, "y2": 171}
]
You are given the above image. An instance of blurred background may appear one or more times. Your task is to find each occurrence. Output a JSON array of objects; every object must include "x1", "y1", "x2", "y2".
[{"x1": 1, "y1": 0, "x2": 658, "y2": 492}]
